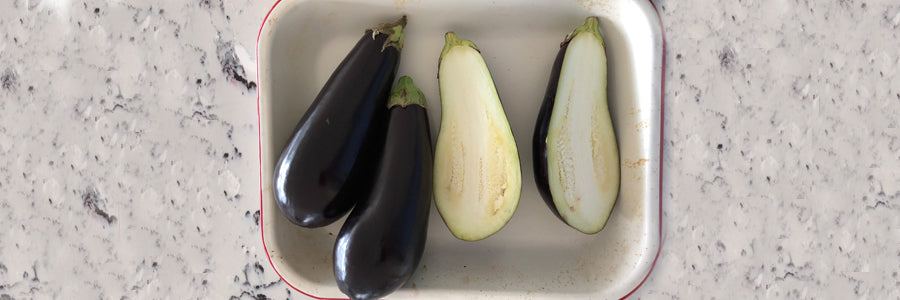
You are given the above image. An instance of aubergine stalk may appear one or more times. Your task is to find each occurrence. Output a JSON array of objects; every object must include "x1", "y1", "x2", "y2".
[
  {"x1": 433, "y1": 32, "x2": 522, "y2": 241},
  {"x1": 273, "y1": 16, "x2": 407, "y2": 228},
  {"x1": 533, "y1": 16, "x2": 620, "y2": 234},
  {"x1": 334, "y1": 76, "x2": 433, "y2": 300}
]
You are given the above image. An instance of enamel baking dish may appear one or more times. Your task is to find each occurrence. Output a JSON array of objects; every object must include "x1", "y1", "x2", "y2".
[{"x1": 256, "y1": 0, "x2": 665, "y2": 298}]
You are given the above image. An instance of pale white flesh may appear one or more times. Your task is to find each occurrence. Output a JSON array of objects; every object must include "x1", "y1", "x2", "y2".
[
  {"x1": 546, "y1": 32, "x2": 620, "y2": 234},
  {"x1": 434, "y1": 45, "x2": 521, "y2": 241}
]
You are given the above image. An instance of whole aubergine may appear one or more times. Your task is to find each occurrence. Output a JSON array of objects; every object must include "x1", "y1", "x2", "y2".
[
  {"x1": 334, "y1": 76, "x2": 433, "y2": 300},
  {"x1": 274, "y1": 16, "x2": 407, "y2": 228}
]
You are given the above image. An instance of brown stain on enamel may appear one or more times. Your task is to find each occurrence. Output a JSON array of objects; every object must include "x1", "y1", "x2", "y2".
[
  {"x1": 616, "y1": 158, "x2": 649, "y2": 219},
  {"x1": 394, "y1": 0, "x2": 420, "y2": 10},
  {"x1": 629, "y1": 107, "x2": 643, "y2": 115},
  {"x1": 635, "y1": 121, "x2": 648, "y2": 132},
  {"x1": 623, "y1": 158, "x2": 649, "y2": 169},
  {"x1": 577, "y1": 0, "x2": 614, "y2": 14},
  {"x1": 621, "y1": 186, "x2": 645, "y2": 220}
]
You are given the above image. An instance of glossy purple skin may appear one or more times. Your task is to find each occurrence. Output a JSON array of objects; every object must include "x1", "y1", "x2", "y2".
[
  {"x1": 532, "y1": 42, "x2": 570, "y2": 221},
  {"x1": 334, "y1": 104, "x2": 433, "y2": 300},
  {"x1": 273, "y1": 31, "x2": 399, "y2": 228}
]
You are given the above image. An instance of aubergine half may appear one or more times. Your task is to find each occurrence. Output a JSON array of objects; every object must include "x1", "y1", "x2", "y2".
[
  {"x1": 334, "y1": 77, "x2": 433, "y2": 300},
  {"x1": 273, "y1": 16, "x2": 406, "y2": 228},
  {"x1": 434, "y1": 32, "x2": 522, "y2": 241},
  {"x1": 533, "y1": 16, "x2": 620, "y2": 234}
]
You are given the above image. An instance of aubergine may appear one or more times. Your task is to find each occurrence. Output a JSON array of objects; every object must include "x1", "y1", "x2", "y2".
[
  {"x1": 334, "y1": 76, "x2": 433, "y2": 300},
  {"x1": 273, "y1": 16, "x2": 407, "y2": 228},
  {"x1": 533, "y1": 16, "x2": 620, "y2": 234},
  {"x1": 433, "y1": 32, "x2": 522, "y2": 241}
]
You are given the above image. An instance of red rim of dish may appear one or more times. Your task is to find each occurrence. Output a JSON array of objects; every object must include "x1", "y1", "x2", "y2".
[
  {"x1": 255, "y1": 1, "x2": 666, "y2": 299},
  {"x1": 256, "y1": 2, "x2": 342, "y2": 299}
]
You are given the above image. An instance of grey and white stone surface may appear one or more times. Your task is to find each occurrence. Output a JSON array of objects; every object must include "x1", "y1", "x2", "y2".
[
  {"x1": 0, "y1": 0, "x2": 897, "y2": 299},
  {"x1": 646, "y1": 0, "x2": 899, "y2": 299}
]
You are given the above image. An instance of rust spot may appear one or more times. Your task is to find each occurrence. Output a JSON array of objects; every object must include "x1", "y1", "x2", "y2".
[
  {"x1": 394, "y1": 0, "x2": 418, "y2": 10},
  {"x1": 577, "y1": 0, "x2": 613, "y2": 11},
  {"x1": 325, "y1": 118, "x2": 330, "y2": 125},
  {"x1": 629, "y1": 107, "x2": 642, "y2": 115},
  {"x1": 569, "y1": 205, "x2": 575, "y2": 212},
  {"x1": 635, "y1": 121, "x2": 648, "y2": 132},
  {"x1": 623, "y1": 158, "x2": 649, "y2": 169},
  {"x1": 620, "y1": 192, "x2": 645, "y2": 220},
  {"x1": 461, "y1": 276, "x2": 470, "y2": 285}
]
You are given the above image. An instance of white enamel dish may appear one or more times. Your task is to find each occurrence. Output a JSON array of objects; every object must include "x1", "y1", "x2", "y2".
[{"x1": 256, "y1": 0, "x2": 665, "y2": 298}]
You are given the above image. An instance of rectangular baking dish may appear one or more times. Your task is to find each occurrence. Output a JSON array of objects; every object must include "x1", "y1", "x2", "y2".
[{"x1": 256, "y1": 0, "x2": 665, "y2": 298}]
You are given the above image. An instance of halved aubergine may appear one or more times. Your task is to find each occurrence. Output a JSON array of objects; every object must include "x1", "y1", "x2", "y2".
[
  {"x1": 533, "y1": 16, "x2": 620, "y2": 234},
  {"x1": 433, "y1": 32, "x2": 522, "y2": 241}
]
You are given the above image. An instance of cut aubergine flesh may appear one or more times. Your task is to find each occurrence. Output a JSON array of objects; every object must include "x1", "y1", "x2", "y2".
[
  {"x1": 544, "y1": 17, "x2": 620, "y2": 234},
  {"x1": 433, "y1": 32, "x2": 521, "y2": 242}
]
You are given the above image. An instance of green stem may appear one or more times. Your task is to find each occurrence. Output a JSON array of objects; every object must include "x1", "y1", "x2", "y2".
[
  {"x1": 565, "y1": 16, "x2": 604, "y2": 46},
  {"x1": 439, "y1": 31, "x2": 480, "y2": 66},
  {"x1": 371, "y1": 15, "x2": 407, "y2": 51},
  {"x1": 388, "y1": 76, "x2": 427, "y2": 108}
]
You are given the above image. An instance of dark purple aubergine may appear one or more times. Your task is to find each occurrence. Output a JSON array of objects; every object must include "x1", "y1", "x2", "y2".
[
  {"x1": 274, "y1": 16, "x2": 407, "y2": 228},
  {"x1": 334, "y1": 76, "x2": 432, "y2": 300},
  {"x1": 533, "y1": 17, "x2": 620, "y2": 234}
]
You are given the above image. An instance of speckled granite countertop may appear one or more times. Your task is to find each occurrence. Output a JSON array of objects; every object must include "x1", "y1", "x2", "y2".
[{"x1": 0, "y1": 0, "x2": 897, "y2": 299}]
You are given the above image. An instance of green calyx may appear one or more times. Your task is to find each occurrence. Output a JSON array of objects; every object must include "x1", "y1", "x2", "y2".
[
  {"x1": 439, "y1": 31, "x2": 480, "y2": 66},
  {"x1": 371, "y1": 15, "x2": 407, "y2": 51},
  {"x1": 388, "y1": 76, "x2": 427, "y2": 108},
  {"x1": 564, "y1": 16, "x2": 604, "y2": 46}
]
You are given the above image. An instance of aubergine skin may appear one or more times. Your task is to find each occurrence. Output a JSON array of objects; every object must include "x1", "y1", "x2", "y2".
[
  {"x1": 273, "y1": 19, "x2": 404, "y2": 228},
  {"x1": 533, "y1": 42, "x2": 569, "y2": 222},
  {"x1": 334, "y1": 85, "x2": 432, "y2": 300}
]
